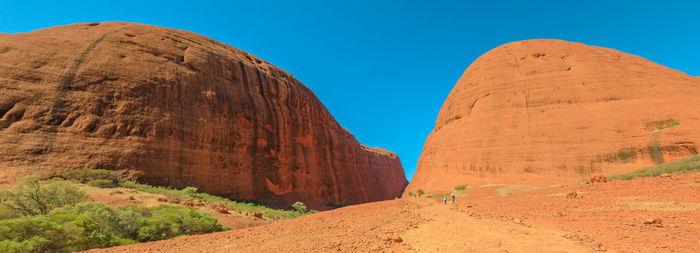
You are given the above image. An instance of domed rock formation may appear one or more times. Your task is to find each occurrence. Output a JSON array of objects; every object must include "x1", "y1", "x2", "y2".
[
  {"x1": 0, "y1": 22, "x2": 407, "y2": 208},
  {"x1": 406, "y1": 39, "x2": 700, "y2": 195}
]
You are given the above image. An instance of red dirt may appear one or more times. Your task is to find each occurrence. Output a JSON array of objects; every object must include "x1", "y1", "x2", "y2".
[
  {"x1": 407, "y1": 39, "x2": 700, "y2": 195},
  {"x1": 0, "y1": 22, "x2": 406, "y2": 208},
  {"x1": 460, "y1": 173, "x2": 700, "y2": 252},
  {"x1": 87, "y1": 172, "x2": 700, "y2": 252}
]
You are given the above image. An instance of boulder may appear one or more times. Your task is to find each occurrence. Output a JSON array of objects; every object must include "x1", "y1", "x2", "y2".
[
  {"x1": 0, "y1": 22, "x2": 407, "y2": 208},
  {"x1": 407, "y1": 39, "x2": 700, "y2": 194}
]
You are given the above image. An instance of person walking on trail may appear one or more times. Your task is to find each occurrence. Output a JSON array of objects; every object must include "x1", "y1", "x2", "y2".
[
  {"x1": 443, "y1": 196, "x2": 447, "y2": 205},
  {"x1": 451, "y1": 193, "x2": 456, "y2": 204}
]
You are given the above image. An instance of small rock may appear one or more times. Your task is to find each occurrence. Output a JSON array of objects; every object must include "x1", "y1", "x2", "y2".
[
  {"x1": 210, "y1": 202, "x2": 229, "y2": 214},
  {"x1": 514, "y1": 218, "x2": 522, "y2": 224},
  {"x1": 127, "y1": 196, "x2": 135, "y2": 201},
  {"x1": 644, "y1": 218, "x2": 662, "y2": 225},
  {"x1": 392, "y1": 234, "x2": 403, "y2": 243},
  {"x1": 589, "y1": 175, "x2": 607, "y2": 183}
]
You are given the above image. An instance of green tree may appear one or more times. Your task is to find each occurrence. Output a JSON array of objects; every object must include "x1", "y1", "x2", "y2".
[
  {"x1": 0, "y1": 175, "x2": 88, "y2": 216},
  {"x1": 291, "y1": 202, "x2": 308, "y2": 214},
  {"x1": 417, "y1": 189, "x2": 425, "y2": 197}
]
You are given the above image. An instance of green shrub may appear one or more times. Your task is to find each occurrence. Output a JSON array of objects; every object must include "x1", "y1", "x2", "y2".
[
  {"x1": 0, "y1": 215, "x2": 65, "y2": 253},
  {"x1": 120, "y1": 181, "x2": 316, "y2": 220},
  {"x1": 454, "y1": 185, "x2": 468, "y2": 191},
  {"x1": 131, "y1": 205, "x2": 222, "y2": 241},
  {"x1": 291, "y1": 202, "x2": 308, "y2": 214},
  {"x1": 181, "y1": 187, "x2": 198, "y2": 196},
  {"x1": 0, "y1": 175, "x2": 88, "y2": 216},
  {"x1": 653, "y1": 120, "x2": 680, "y2": 131},
  {"x1": 407, "y1": 192, "x2": 415, "y2": 197},
  {"x1": 87, "y1": 179, "x2": 117, "y2": 188},
  {"x1": 0, "y1": 206, "x2": 20, "y2": 220},
  {"x1": 61, "y1": 169, "x2": 119, "y2": 184},
  {"x1": 417, "y1": 189, "x2": 425, "y2": 196},
  {"x1": 119, "y1": 181, "x2": 188, "y2": 201},
  {"x1": 0, "y1": 202, "x2": 224, "y2": 252},
  {"x1": 608, "y1": 155, "x2": 700, "y2": 180}
]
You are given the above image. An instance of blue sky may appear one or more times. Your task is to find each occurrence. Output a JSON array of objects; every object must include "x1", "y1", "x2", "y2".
[{"x1": 2, "y1": 1, "x2": 699, "y2": 181}]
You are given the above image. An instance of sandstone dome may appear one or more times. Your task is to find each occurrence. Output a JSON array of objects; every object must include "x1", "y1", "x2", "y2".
[
  {"x1": 0, "y1": 22, "x2": 407, "y2": 208},
  {"x1": 406, "y1": 39, "x2": 700, "y2": 195}
]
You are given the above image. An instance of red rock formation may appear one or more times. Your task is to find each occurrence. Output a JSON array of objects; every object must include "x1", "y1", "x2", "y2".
[
  {"x1": 406, "y1": 39, "x2": 700, "y2": 195},
  {"x1": 0, "y1": 22, "x2": 407, "y2": 208}
]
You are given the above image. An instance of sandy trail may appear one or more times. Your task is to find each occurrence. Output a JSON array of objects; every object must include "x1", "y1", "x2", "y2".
[
  {"x1": 402, "y1": 198, "x2": 588, "y2": 252},
  {"x1": 88, "y1": 198, "x2": 588, "y2": 253},
  {"x1": 88, "y1": 173, "x2": 700, "y2": 252}
]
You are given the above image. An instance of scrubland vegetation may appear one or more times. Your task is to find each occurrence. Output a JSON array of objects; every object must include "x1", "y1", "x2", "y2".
[
  {"x1": 608, "y1": 155, "x2": 700, "y2": 180},
  {"x1": 0, "y1": 169, "x2": 317, "y2": 252}
]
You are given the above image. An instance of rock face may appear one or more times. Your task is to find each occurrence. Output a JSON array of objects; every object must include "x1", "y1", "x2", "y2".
[
  {"x1": 406, "y1": 39, "x2": 700, "y2": 194},
  {"x1": 0, "y1": 22, "x2": 407, "y2": 208}
]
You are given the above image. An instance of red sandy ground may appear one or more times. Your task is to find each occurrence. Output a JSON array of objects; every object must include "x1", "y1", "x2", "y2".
[{"x1": 86, "y1": 173, "x2": 700, "y2": 252}]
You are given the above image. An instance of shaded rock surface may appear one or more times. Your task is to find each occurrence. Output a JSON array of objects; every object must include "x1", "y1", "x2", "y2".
[
  {"x1": 406, "y1": 39, "x2": 700, "y2": 194},
  {"x1": 0, "y1": 22, "x2": 407, "y2": 208}
]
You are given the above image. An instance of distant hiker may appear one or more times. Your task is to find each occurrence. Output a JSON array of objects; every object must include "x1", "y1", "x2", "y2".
[
  {"x1": 451, "y1": 193, "x2": 456, "y2": 204},
  {"x1": 443, "y1": 196, "x2": 447, "y2": 205}
]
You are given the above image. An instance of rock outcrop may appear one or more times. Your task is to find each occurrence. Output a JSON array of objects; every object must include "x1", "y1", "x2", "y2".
[
  {"x1": 0, "y1": 22, "x2": 407, "y2": 208},
  {"x1": 406, "y1": 39, "x2": 700, "y2": 194}
]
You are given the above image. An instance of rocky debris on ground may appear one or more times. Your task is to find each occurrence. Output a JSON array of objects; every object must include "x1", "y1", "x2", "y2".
[
  {"x1": 589, "y1": 175, "x2": 607, "y2": 184},
  {"x1": 643, "y1": 218, "x2": 663, "y2": 227},
  {"x1": 210, "y1": 202, "x2": 229, "y2": 214}
]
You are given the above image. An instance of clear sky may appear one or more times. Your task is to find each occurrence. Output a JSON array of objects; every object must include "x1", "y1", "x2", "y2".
[{"x1": 2, "y1": 1, "x2": 699, "y2": 181}]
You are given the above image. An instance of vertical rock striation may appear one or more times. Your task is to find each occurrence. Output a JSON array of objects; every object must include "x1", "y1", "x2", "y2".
[
  {"x1": 0, "y1": 22, "x2": 407, "y2": 208},
  {"x1": 406, "y1": 39, "x2": 700, "y2": 195}
]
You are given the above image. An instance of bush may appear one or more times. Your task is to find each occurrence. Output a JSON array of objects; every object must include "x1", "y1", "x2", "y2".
[
  {"x1": 181, "y1": 187, "x2": 198, "y2": 196},
  {"x1": 87, "y1": 179, "x2": 117, "y2": 188},
  {"x1": 0, "y1": 202, "x2": 224, "y2": 252},
  {"x1": 0, "y1": 175, "x2": 88, "y2": 216},
  {"x1": 61, "y1": 169, "x2": 119, "y2": 185},
  {"x1": 291, "y1": 202, "x2": 308, "y2": 214},
  {"x1": 407, "y1": 192, "x2": 415, "y2": 197},
  {"x1": 132, "y1": 205, "x2": 222, "y2": 241},
  {"x1": 608, "y1": 155, "x2": 700, "y2": 180},
  {"x1": 0, "y1": 206, "x2": 20, "y2": 220},
  {"x1": 454, "y1": 185, "x2": 468, "y2": 191},
  {"x1": 120, "y1": 181, "x2": 316, "y2": 220},
  {"x1": 119, "y1": 181, "x2": 188, "y2": 201},
  {"x1": 417, "y1": 189, "x2": 425, "y2": 196}
]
